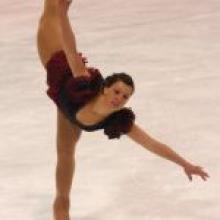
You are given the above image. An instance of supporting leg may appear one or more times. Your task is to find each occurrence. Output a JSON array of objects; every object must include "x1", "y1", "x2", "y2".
[{"x1": 53, "y1": 109, "x2": 81, "y2": 220}]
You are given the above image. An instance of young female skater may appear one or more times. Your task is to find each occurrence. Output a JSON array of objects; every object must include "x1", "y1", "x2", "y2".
[{"x1": 37, "y1": 0, "x2": 209, "y2": 219}]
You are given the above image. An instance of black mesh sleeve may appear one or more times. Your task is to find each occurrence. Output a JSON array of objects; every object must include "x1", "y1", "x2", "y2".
[{"x1": 104, "y1": 108, "x2": 135, "y2": 139}]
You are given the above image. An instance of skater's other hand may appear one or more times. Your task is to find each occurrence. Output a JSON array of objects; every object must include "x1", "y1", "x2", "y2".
[{"x1": 183, "y1": 164, "x2": 210, "y2": 181}]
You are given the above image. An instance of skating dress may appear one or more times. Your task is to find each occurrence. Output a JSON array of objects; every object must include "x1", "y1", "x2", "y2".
[{"x1": 46, "y1": 50, "x2": 135, "y2": 139}]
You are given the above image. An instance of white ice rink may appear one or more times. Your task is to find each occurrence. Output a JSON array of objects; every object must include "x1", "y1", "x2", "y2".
[{"x1": 0, "y1": 0, "x2": 219, "y2": 219}]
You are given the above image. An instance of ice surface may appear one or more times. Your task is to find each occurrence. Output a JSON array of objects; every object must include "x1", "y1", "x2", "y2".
[{"x1": 0, "y1": 0, "x2": 219, "y2": 220}]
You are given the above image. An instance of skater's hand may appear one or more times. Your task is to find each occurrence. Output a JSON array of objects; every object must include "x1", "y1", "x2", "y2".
[
  {"x1": 78, "y1": 52, "x2": 88, "y2": 66},
  {"x1": 183, "y1": 163, "x2": 209, "y2": 181},
  {"x1": 74, "y1": 54, "x2": 91, "y2": 78}
]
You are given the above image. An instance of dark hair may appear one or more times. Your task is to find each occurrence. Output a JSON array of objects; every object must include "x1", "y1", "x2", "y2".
[{"x1": 103, "y1": 72, "x2": 135, "y2": 93}]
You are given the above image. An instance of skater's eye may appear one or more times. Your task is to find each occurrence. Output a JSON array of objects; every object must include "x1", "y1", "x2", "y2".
[
  {"x1": 114, "y1": 89, "x2": 120, "y2": 95},
  {"x1": 123, "y1": 94, "x2": 128, "y2": 99},
  {"x1": 114, "y1": 89, "x2": 129, "y2": 100}
]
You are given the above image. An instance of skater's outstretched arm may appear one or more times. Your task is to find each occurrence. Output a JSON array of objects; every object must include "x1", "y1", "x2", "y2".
[
  {"x1": 58, "y1": 0, "x2": 89, "y2": 77},
  {"x1": 127, "y1": 123, "x2": 210, "y2": 181}
]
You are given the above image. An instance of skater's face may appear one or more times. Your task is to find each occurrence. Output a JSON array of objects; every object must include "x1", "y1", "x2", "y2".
[{"x1": 103, "y1": 80, "x2": 133, "y2": 110}]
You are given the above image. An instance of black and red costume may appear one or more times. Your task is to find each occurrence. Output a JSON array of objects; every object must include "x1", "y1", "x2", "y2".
[{"x1": 46, "y1": 50, "x2": 135, "y2": 139}]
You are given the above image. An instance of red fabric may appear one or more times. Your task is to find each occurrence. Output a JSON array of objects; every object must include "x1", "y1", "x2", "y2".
[
  {"x1": 45, "y1": 50, "x2": 136, "y2": 139},
  {"x1": 46, "y1": 50, "x2": 103, "y2": 105}
]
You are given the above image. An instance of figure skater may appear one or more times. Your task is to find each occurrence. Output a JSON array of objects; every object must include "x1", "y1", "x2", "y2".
[{"x1": 37, "y1": 0, "x2": 209, "y2": 219}]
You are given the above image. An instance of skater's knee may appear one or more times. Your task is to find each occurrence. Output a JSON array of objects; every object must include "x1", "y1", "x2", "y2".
[
  {"x1": 54, "y1": 196, "x2": 70, "y2": 211},
  {"x1": 56, "y1": 137, "x2": 79, "y2": 156}
]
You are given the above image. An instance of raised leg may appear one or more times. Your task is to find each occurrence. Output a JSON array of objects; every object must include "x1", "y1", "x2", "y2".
[{"x1": 53, "y1": 108, "x2": 81, "y2": 220}]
